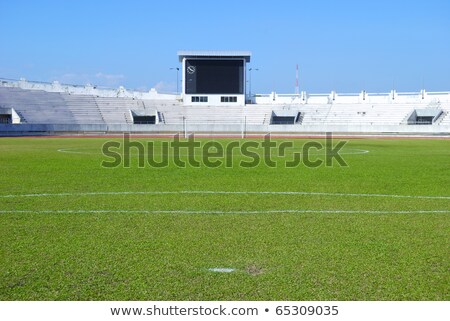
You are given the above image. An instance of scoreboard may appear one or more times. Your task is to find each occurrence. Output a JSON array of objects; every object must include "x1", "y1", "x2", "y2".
[{"x1": 185, "y1": 59, "x2": 244, "y2": 95}]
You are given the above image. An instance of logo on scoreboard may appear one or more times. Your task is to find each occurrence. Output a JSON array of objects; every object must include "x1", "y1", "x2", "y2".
[{"x1": 187, "y1": 66, "x2": 196, "y2": 74}]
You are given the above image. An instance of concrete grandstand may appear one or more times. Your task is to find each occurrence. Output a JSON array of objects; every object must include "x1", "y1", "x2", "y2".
[{"x1": 0, "y1": 76, "x2": 449, "y2": 136}]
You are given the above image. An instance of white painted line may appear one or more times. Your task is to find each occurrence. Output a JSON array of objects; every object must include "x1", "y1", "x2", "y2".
[
  {"x1": 0, "y1": 191, "x2": 180, "y2": 198},
  {"x1": 208, "y1": 268, "x2": 236, "y2": 273},
  {"x1": 57, "y1": 147, "x2": 370, "y2": 156},
  {"x1": 0, "y1": 190, "x2": 448, "y2": 200},
  {"x1": 0, "y1": 210, "x2": 448, "y2": 214},
  {"x1": 182, "y1": 190, "x2": 450, "y2": 200},
  {"x1": 57, "y1": 148, "x2": 99, "y2": 155}
]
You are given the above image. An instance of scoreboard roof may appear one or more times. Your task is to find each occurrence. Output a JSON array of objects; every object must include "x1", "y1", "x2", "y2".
[{"x1": 178, "y1": 50, "x2": 251, "y2": 63}]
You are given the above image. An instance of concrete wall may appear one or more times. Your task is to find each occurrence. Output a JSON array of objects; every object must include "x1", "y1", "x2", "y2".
[
  {"x1": 0, "y1": 78, "x2": 178, "y2": 100},
  {"x1": 1, "y1": 123, "x2": 449, "y2": 136},
  {"x1": 11, "y1": 108, "x2": 21, "y2": 124}
]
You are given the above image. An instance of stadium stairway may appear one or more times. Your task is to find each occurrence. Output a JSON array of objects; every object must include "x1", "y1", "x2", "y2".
[
  {"x1": 438, "y1": 109, "x2": 450, "y2": 125},
  {"x1": 61, "y1": 93, "x2": 104, "y2": 124},
  {"x1": 94, "y1": 97, "x2": 142, "y2": 124}
]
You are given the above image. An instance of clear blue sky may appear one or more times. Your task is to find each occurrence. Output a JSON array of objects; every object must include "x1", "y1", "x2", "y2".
[{"x1": 1, "y1": 0, "x2": 449, "y2": 94}]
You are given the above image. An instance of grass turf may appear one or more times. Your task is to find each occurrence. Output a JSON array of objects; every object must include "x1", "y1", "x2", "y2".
[{"x1": 0, "y1": 136, "x2": 448, "y2": 300}]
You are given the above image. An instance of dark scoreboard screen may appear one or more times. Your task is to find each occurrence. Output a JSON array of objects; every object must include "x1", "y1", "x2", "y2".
[{"x1": 185, "y1": 59, "x2": 244, "y2": 94}]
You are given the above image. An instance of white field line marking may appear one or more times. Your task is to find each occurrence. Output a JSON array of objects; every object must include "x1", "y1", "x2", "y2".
[
  {"x1": 0, "y1": 190, "x2": 449, "y2": 200},
  {"x1": 208, "y1": 268, "x2": 236, "y2": 273},
  {"x1": 56, "y1": 147, "x2": 370, "y2": 156},
  {"x1": 0, "y1": 210, "x2": 448, "y2": 214}
]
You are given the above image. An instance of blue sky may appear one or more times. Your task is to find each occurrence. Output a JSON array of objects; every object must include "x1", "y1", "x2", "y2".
[{"x1": 1, "y1": 0, "x2": 449, "y2": 93}]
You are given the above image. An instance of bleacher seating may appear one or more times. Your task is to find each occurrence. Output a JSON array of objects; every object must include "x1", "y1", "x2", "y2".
[
  {"x1": 0, "y1": 87, "x2": 75, "y2": 124},
  {"x1": 61, "y1": 94, "x2": 103, "y2": 124},
  {"x1": 95, "y1": 97, "x2": 141, "y2": 124},
  {"x1": 298, "y1": 105, "x2": 332, "y2": 125},
  {"x1": 155, "y1": 104, "x2": 272, "y2": 125},
  {"x1": 1, "y1": 86, "x2": 449, "y2": 131},
  {"x1": 323, "y1": 103, "x2": 414, "y2": 125}
]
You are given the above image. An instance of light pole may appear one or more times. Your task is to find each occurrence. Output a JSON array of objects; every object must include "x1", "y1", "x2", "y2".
[
  {"x1": 170, "y1": 67, "x2": 180, "y2": 94},
  {"x1": 248, "y1": 67, "x2": 259, "y2": 103}
]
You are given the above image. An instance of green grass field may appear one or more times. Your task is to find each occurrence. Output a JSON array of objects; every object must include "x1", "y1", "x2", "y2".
[{"x1": 0, "y1": 136, "x2": 449, "y2": 300}]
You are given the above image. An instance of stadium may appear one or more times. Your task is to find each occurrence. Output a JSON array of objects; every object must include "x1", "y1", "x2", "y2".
[
  {"x1": 1, "y1": 51, "x2": 449, "y2": 136},
  {"x1": 0, "y1": 51, "x2": 449, "y2": 302}
]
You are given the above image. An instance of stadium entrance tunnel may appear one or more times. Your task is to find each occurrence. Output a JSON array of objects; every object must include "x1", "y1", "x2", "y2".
[
  {"x1": 0, "y1": 107, "x2": 21, "y2": 124},
  {"x1": 407, "y1": 108, "x2": 443, "y2": 125},
  {"x1": 270, "y1": 110, "x2": 301, "y2": 125},
  {"x1": 130, "y1": 109, "x2": 159, "y2": 124}
]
